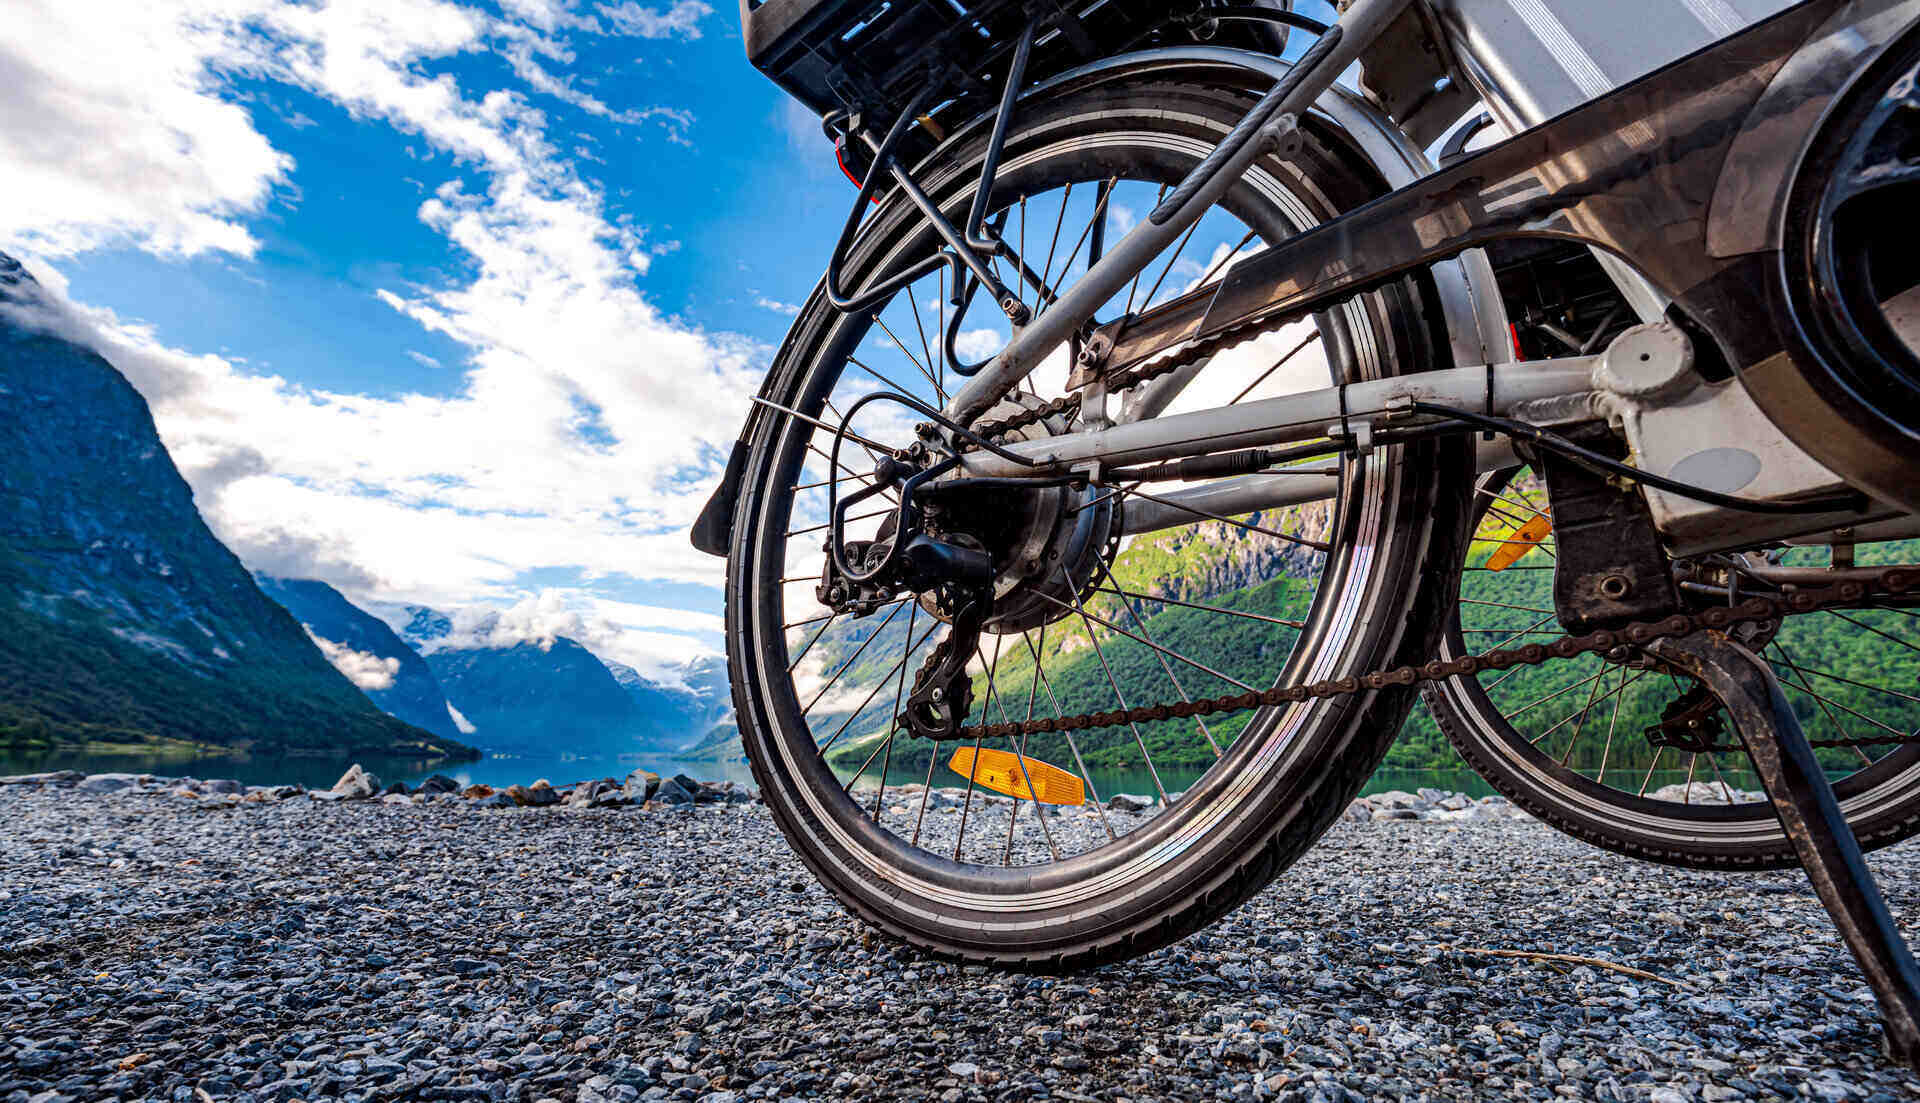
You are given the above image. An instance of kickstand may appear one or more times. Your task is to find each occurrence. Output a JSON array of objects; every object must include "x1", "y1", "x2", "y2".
[{"x1": 1650, "y1": 632, "x2": 1920, "y2": 1067}]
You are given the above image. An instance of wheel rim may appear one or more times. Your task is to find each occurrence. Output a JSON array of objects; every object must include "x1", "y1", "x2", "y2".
[{"x1": 734, "y1": 106, "x2": 1432, "y2": 915}]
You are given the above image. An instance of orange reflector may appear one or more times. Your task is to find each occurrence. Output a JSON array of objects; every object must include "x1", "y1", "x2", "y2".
[
  {"x1": 948, "y1": 746, "x2": 1085, "y2": 805},
  {"x1": 1485, "y1": 513, "x2": 1552, "y2": 571}
]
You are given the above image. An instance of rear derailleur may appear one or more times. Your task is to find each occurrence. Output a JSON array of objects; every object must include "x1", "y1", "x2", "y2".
[{"x1": 813, "y1": 451, "x2": 996, "y2": 741}]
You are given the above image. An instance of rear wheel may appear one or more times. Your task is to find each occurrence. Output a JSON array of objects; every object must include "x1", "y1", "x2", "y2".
[{"x1": 724, "y1": 73, "x2": 1469, "y2": 966}]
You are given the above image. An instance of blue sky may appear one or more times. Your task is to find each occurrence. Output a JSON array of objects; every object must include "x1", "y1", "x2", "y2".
[{"x1": 0, "y1": 0, "x2": 868, "y2": 676}]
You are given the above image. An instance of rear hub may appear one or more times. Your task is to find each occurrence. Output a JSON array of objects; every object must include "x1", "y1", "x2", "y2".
[{"x1": 919, "y1": 394, "x2": 1121, "y2": 635}]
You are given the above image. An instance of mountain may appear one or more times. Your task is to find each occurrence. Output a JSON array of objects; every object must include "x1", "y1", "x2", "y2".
[
  {"x1": 254, "y1": 576, "x2": 462, "y2": 739},
  {"x1": 679, "y1": 719, "x2": 743, "y2": 761},
  {"x1": 606, "y1": 653, "x2": 733, "y2": 750},
  {"x1": 0, "y1": 253, "x2": 473, "y2": 761},
  {"x1": 421, "y1": 636, "x2": 661, "y2": 754}
]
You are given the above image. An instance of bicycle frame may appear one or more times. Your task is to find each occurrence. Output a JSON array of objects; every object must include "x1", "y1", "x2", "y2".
[{"x1": 912, "y1": 0, "x2": 1920, "y2": 548}]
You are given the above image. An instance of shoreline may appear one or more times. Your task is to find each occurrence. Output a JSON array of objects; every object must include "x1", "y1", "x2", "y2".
[{"x1": 3, "y1": 765, "x2": 1541, "y2": 825}]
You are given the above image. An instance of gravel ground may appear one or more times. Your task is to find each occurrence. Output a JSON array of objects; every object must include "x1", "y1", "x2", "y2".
[{"x1": 6, "y1": 785, "x2": 1920, "y2": 1102}]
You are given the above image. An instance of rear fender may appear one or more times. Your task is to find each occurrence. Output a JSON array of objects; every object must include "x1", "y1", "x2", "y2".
[{"x1": 690, "y1": 47, "x2": 1511, "y2": 556}]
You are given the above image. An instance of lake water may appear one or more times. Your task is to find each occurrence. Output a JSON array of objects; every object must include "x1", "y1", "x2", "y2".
[{"x1": 0, "y1": 744, "x2": 1506, "y2": 800}]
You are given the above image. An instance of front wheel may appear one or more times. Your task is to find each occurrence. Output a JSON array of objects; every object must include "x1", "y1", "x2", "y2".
[
  {"x1": 725, "y1": 72, "x2": 1469, "y2": 967},
  {"x1": 1423, "y1": 466, "x2": 1920, "y2": 870}
]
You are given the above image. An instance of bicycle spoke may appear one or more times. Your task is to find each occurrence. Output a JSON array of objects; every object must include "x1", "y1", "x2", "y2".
[
  {"x1": 1557, "y1": 662, "x2": 1612, "y2": 766},
  {"x1": 1638, "y1": 746, "x2": 1666, "y2": 797},
  {"x1": 1528, "y1": 667, "x2": 1636, "y2": 747},
  {"x1": 1765, "y1": 650, "x2": 1920, "y2": 705},
  {"x1": 804, "y1": 442, "x2": 898, "y2": 502},
  {"x1": 1510, "y1": 668, "x2": 1611, "y2": 725},
  {"x1": 1705, "y1": 750, "x2": 1743, "y2": 804},
  {"x1": 794, "y1": 469, "x2": 892, "y2": 493},
  {"x1": 1474, "y1": 485, "x2": 1552, "y2": 519},
  {"x1": 974, "y1": 638, "x2": 1059, "y2": 864},
  {"x1": 952, "y1": 723, "x2": 987, "y2": 861},
  {"x1": 789, "y1": 506, "x2": 893, "y2": 539},
  {"x1": 788, "y1": 611, "x2": 839, "y2": 673},
  {"x1": 1139, "y1": 211, "x2": 1203, "y2": 309},
  {"x1": 1036, "y1": 182, "x2": 1072, "y2": 313},
  {"x1": 1022, "y1": 629, "x2": 1116, "y2": 841},
  {"x1": 1032, "y1": 588, "x2": 1255, "y2": 692},
  {"x1": 1123, "y1": 183, "x2": 1171, "y2": 315},
  {"x1": 1061, "y1": 571, "x2": 1170, "y2": 804},
  {"x1": 841, "y1": 720, "x2": 895, "y2": 794},
  {"x1": 903, "y1": 288, "x2": 943, "y2": 405},
  {"x1": 1229, "y1": 330, "x2": 1322, "y2": 406},
  {"x1": 1195, "y1": 228, "x2": 1257, "y2": 289},
  {"x1": 1594, "y1": 660, "x2": 1629, "y2": 782},
  {"x1": 1482, "y1": 614, "x2": 1560, "y2": 661},
  {"x1": 804, "y1": 599, "x2": 908, "y2": 715},
  {"x1": 870, "y1": 313, "x2": 943, "y2": 400},
  {"x1": 820, "y1": 396, "x2": 894, "y2": 470},
  {"x1": 1769, "y1": 641, "x2": 1902, "y2": 757},
  {"x1": 1113, "y1": 590, "x2": 1222, "y2": 756},
  {"x1": 1007, "y1": 627, "x2": 1063, "y2": 862},
  {"x1": 1459, "y1": 597, "x2": 1558, "y2": 616},
  {"x1": 816, "y1": 618, "x2": 943, "y2": 756},
  {"x1": 1094, "y1": 585, "x2": 1306, "y2": 630},
  {"x1": 1826, "y1": 609, "x2": 1920, "y2": 658},
  {"x1": 1106, "y1": 485, "x2": 1332, "y2": 553},
  {"x1": 871, "y1": 604, "x2": 919, "y2": 819},
  {"x1": 911, "y1": 736, "x2": 939, "y2": 848}
]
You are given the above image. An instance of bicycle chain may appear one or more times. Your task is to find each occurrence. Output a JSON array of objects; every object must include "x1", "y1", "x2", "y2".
[
  {"x1": 957, "y1": 316, "x2": 1919, "y2": 746},
  {"x1": 953, "y1": 567, "x2": 1920, "y2": 741},
  {"x1": 969, "y1": 314, "x2": 1273, "y2": 438}
]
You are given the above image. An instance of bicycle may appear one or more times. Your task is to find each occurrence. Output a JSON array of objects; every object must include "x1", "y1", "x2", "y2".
[{"x1": 694, "y1": 0, "x2": 1920, "y2": 1061}]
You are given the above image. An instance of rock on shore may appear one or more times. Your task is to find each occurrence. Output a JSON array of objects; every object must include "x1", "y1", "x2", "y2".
[
  {"x1": 4, "y1": 777, "x2": 1920, "y2": 1101},
  {"x1": 0, "y1": 765, "x2": 761, "y2": 811}
]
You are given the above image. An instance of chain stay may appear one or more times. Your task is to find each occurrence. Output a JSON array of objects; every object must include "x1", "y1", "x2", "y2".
[{"x1": 955, "y1": 568, "x2": 1919, "y2": 741}]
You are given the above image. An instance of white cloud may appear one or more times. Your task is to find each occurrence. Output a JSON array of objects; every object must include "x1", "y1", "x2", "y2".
[
  {"x1": 307, "y1": 630, "x2": 402, "y2": 691},
  {"x1": 446, "y1": 701, "x2": 477, "y2": 733},
  {"x1": 411, "y1": 590, "x2": 720, "y2": 679},
  {"x1": 0, "y1": 2, "x2": 292, "y2": 259},
  {"x1": 596, "y1": 0, "x2": 713, "y2": 39},
  {"x1": 953, "y1": 327, "x2": 1003, "y2": 362},
  {"x1": 755, "y1": 295, "x2": 800, "y2": 316},
  {"x1": 0, "y1": 0, "x2": 759, "y2": 672}
]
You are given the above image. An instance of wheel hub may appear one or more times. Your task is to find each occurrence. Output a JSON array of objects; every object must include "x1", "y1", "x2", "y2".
[{"x1": 919, "y1": 394, "x2": 1120, "y2": 634}]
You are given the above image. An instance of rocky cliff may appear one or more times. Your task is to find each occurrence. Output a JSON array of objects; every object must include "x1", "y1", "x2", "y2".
[{"x1": 0, "y1": 252, "x2": 473, "y2": 760}]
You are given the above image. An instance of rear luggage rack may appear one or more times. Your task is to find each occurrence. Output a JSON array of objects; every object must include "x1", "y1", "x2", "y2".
[{"x1": 743, "y1": 0, "x2": 1310, "y2": 161}]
